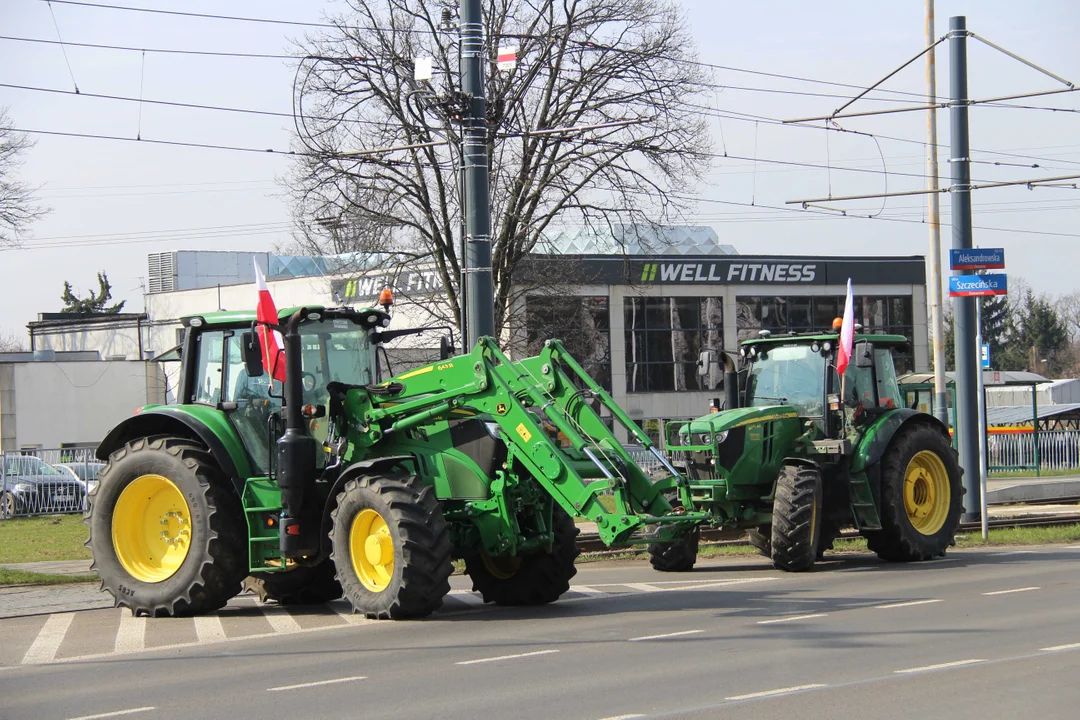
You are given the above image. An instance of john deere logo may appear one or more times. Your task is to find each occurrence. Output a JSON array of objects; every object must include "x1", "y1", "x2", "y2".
[{"x1": 496, "y1": 403, "x2": 508, "y2": 415}]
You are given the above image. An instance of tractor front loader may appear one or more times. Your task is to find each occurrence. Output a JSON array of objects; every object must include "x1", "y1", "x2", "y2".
[{"x1": 87, "y1": 304, "x2": 704, "y2": 619}]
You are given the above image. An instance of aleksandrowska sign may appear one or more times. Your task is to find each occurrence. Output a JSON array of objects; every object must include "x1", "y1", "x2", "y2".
[{"x1": 332, "y1": 255, "x2": 926, "y2": 300}]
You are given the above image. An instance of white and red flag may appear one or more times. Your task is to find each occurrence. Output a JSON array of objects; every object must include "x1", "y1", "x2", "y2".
[
  {"x1": 254, "y1": 260, "x2": 286, "y2": 383},
  {"x1": 836, "y1": 278, "x2": 855, "y2": 377}
]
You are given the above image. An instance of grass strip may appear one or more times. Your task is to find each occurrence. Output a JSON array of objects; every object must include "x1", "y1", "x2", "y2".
[
  {"x1": 0, "y1": 568, "x2": 97, "y2": 586},
  {"x1": 0, "y1": 515, "x2": 92, "y2": 563}
]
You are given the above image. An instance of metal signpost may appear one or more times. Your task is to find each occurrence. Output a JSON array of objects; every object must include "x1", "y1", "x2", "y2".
[{"x1": 949, "y1": 246, "x2": 1005, "y2": 539}]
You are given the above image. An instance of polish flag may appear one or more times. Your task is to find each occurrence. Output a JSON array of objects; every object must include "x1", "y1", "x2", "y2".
[
  {"x1": 254, "y1": 261, "x2": 286, "y2": 383},
  {"x1": 836, "y1": 278, "x2": 855, "y2": 377}
]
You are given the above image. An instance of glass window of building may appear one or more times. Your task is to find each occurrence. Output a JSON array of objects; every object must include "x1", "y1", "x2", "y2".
[
  {"x1": 737, "y1": 294, "x2": 914, "y2": 373},
  {"x1": 624, "y1": 297, "x2": 723, "y2": 393},
  {"x1": 525, "y1": 295, "x2": 611, "y2": 391}
]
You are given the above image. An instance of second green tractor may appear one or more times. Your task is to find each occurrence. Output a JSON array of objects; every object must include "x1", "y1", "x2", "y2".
[{"x1": 649, "y1": 330, "x2": 963, "y2": 574}]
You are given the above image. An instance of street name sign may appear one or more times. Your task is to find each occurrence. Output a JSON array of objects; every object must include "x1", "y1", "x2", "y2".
[
  {"x1": 950, "y1": 248, "x2": 1005, "y2": 270},
  {"x1": 949, "y1": 273, "x2": 1007, "y2": 297}
]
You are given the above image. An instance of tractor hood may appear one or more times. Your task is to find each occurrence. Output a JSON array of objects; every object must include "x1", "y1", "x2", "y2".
[{"x1": 682, "y1": 405, "x2": 800, "y2": 436}]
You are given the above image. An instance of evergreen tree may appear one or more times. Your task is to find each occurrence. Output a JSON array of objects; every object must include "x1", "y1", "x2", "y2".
[
  {"x1": 1010, "y1": 290, "x2": 1069, "y2": 375},
  {"x1": 979, "y1": 293, "x2": 1013, "y2": 371},
  {"x1": 60, "y1": 272, "x2": 126, "y2": 315}
]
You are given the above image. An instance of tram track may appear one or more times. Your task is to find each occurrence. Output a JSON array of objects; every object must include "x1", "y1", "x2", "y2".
[{"x1": 575, "y1": 513, "x2": 1080, "y2": 554}]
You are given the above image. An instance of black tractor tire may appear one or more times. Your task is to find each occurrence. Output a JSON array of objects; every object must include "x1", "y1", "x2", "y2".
[
  {"x1": 243, "y1": 560, "x2": 342, "y2": 605},
  {"x1": 747, "y1": 526, "x2": 772, "y2": 558},
  {"x1": 770, "y1": 465, "x2": 823, "y2": 572},
  {"x1": 330, "y1": 472, "x2": 452, "y2": 619},
  {"x1": 464, "y1": 505, "x2": 580, "y2": 605},
  {"x1": 648, "y1": 526, "x2": 699, "y2": 572},
  {"x1": 864, "y1": 424, "x2": 963, "y2": 562},
  {"x1": 86, "y1": 436, "x2": 247, "y2": 617}
]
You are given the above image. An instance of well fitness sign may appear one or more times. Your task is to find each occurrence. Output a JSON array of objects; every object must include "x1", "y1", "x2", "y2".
[{"x1": 639, "y1": 261, "x2": 819, "y2": 284}]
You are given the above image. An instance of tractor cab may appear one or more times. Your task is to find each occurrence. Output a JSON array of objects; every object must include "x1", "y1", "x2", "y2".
[
  {"x1": 739, "y1": 330, "x2": 910, "y2": 442},
  {"x1": 177, "y1": 307, "x2": 390, "y2": 475}
]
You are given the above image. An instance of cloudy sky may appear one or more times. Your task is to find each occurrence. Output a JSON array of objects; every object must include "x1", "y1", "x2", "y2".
[{"x1": 1, "y1": 0, "x2": 1077, "y2": 340}]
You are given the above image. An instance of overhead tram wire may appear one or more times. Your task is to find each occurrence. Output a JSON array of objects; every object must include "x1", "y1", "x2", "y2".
[{"x1": 0, "y1": 35, "x2": 306, "y2": 60}]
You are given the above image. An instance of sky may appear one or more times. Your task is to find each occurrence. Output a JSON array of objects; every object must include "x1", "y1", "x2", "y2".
[{"x1": 1, "y1": 0, "x2": 1078, "y2": 341}]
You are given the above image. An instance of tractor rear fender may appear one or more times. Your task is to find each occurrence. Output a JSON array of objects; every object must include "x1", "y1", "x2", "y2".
[
  {"x1": 317, "y1": 455, "x2": 417, "y2": 558},
  {"x1": 850, "y1": 410, "x2": 950, "y2": 475},
  {"x1": 96, "y1": 406, "x2": 253, "y2": 496}
]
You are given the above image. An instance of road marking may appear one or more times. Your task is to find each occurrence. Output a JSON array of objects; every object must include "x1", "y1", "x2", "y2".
[
  {"x1": 447, "y1": 591, "x2": 487, "y2": 607},
  {"x1": 895, "y1": 659, "x2": 986, "y2": 674},
  {"x1": 66, "y1": 707, "x2": 155, "y2": 720},
  {"x1": 22, "y1": 613, "x2": 75, "y2": 664},
  {"x1": 114, "y1": 614, "x2": 146, "y2": 653},
  {"x1": 623, "y1": 583, "x2": 663, "y2": 592},
  {"x1": 874, "y1": 599, "x2": 944, "y2": 610},
  {"x1": 261, "y1": 606, "x2": 303, "y2": 634},
  {"x1": 982, "y1": 586, "x2": 1040, "y2": 596},
  {"x1": 193, "y1": 615, "x2": 226, "y2": 643},
  {"x1": 569, "y1": 584, "x2": 606, "y2": 595},
  {"x1": 331, "y1": 603, "x2": 374, "y2": 625},
  {"x1": 726, "y1": 684, "x2": 826, "y2": 701},
  {"x1": 456, "y1": 649, "x2": 559, "y2": 666},
  {"x1": 757, "y1": 613, "x2": 827, "y2": 625},
  {"x1": 268, "y1": 675, "x2": 366, "y2": 692},
  {"x1": 990, "y1": 550, "x2": 1038, "y2": 556},
  {"x1": 628, "y1": 629, "x2": 704, "y2": 642},
  {"x1": 596, "y1": 715, "x2": 645, "y2": 720},
  {"x1": 1042, "y1": 643, "x2": 1080, "y2": 652}
]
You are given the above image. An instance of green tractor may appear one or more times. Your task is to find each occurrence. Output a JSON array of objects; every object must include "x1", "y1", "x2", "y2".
[
  {"x1": 649, "y1": 330, "x2": 964, "y2": 573},
  {"x1": 87, "y1": 304, "x2": 705, "y2": 618}
]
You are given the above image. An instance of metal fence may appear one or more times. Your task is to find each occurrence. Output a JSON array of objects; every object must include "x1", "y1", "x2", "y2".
[
  {"x1": 988, "y1": 430, "x2": 1080, "y2": 473},
  {"x1": 1, "y1": 448, "x2": 100, "y2": 519}
]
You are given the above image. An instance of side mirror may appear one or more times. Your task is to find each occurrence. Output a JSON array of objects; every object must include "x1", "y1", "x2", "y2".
[
  {"x1": 241, "y1": 331, "x2": 265, "y2": 377},
  {"x1": 697, "y1": 350, "x2": 713, "y2": 377},
  {"x1": 855, "y1": 342, "x2": 874, "y2": 369},
  {"x1": 440, "y1": 335, "x2": 455, "y2": 361}
]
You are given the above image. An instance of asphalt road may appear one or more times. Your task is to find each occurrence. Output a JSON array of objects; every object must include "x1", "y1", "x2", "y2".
[{"x1": 2, "y1": 546, "x2": 1079, "y2": 720}]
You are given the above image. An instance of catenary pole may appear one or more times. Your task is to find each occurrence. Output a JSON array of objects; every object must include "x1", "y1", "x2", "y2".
[
  {"x1": 925, "y1": 0, "x2": 949, "y2": 425},
  {"x1": 975, "y1": 299, "x2": 988, "y2": 540},
  {"x1": 460, "y1": 0, "x2": 495, "y2": 347},
  {"x1": 949, "y1": 16, "x2": 981, "y2": 522}
]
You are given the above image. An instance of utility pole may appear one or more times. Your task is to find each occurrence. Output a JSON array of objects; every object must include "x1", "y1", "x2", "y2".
[
  {"x1": 460, "y1": 0, "x2": 495, "y2": 347},
  {"x1": 925, "y1": 0, "x2": 949, "y2": 425},
  {"x1": 949, "y1": 16, "x2": 982, "y2": 522}
]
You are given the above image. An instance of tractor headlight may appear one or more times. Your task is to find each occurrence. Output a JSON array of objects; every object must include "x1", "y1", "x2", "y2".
[
  {"x1": 823, "y1": 341, "x2": 832, "y2": 351},
  {"x1": 714, "y1": 430, "x2": 728, "y2": 444},
  {"x1": 695, "y1": 433, "x2": 711, "y2": 445}
]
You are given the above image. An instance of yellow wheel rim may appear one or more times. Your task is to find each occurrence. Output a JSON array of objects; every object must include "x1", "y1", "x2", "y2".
[
  {"x1": 350, "y1": 509, "x2": 395, "y2": 592},
  {"x1": 111, "y1": 474, "x2": 192, "y2": 583},
  {"x1": 903, "y1": 450, "x2": 951, "y2": 535},
  {"x1": 480, "y1": 553, "x2": 521, "y2": 580}
]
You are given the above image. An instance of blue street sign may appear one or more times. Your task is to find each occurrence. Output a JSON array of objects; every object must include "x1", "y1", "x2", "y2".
[
  {"x1": 950, "y1": 247, "x2": 1005, "y2": 270},
  {"x1": 981, "y1": 343, "x2": 990, "y2": 369},
  {"x1": 949, "y1": 273, "x2": 1007, "y2": 297}
]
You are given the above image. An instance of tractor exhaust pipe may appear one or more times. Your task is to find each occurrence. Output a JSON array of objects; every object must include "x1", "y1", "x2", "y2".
[{"x1": 277, "y1": 308, "x2": 318, "y2": 558}]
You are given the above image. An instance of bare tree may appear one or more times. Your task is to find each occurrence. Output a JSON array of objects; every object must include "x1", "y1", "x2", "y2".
[
  {"x1": 0, "y1": 330, "x2": 27, "y2": 352},
  {"x1": 0, "y1": 109, "x2": 49, "y2": 248},
  {"x1": 286, "y1": 0, "x2": 711, "y2": 333}
]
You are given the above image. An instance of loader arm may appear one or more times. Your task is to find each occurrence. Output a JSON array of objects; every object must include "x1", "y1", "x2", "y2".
[{"x1": 338, "y1": 337, "x2": 705, "y2": 546}]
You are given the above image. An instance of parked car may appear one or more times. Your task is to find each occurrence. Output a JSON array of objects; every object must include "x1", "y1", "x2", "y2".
[
  {"x1": 55, "y1": 461, "x2": 105, "y2": 493},
  {"x1": 1, "y1": 455, "x2": 86, "y2": 517}
]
